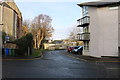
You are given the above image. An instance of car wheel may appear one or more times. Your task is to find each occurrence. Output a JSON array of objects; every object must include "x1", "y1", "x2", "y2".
[{"x1": 74, "y1": 52, "x2": 77, "y2": 54}]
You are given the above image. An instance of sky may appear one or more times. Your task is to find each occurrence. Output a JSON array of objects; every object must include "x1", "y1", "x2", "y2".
[{"x1": 15, "y1": 0, "x2": 97, "y2": 40}]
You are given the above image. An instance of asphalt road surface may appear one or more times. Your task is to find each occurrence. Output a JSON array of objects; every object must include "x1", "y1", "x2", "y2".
[{"x1": 2, "y1": 50, "x2": 120, "y2": 78}]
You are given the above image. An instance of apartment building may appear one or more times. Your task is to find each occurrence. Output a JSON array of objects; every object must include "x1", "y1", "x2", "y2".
[
  {"x1": 77, "y1": 0, "x2": 120, "y2": 57},
  {"x1": 0, "y1": 1, "x2": 22, "y2": 40}
]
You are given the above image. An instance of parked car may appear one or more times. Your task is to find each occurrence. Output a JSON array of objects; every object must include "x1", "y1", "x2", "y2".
[
  {"x1": 73, "y1": 46, "x2": 83, "y2": 54},
  {"x1": 67, "y1": 47, "x2": 74, "y2": 52}
]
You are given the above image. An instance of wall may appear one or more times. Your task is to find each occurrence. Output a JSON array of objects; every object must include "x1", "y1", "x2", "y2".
[
  {"x1": 0, "y1": 2, "x2": 22, "y2": 40},
  {"x1": 89, "y1": 7, "x2": 101, "y2": 57},
  {"x1": 118, "y1": 5, "x2": 120, "y2": 57},
  {"x1": 13, "y1": 11, "x2": 18, "y2": 39},
  {"x1": 44, "y1": 43, "x2": 55, "y2": 50},
  {"x1": 2, "y1": 6, "x2": 14, "y2": 38},
  {"x1": 98, "y1": 7, "x2": 118, "y2": 57},
  {"x1": 89, "y1": 6, "x2": 118, "y2": 57},
  {"x1": 0, "y1": 5, "x2": 2, "y2": 80},
  {"x1": 0, "y1": 6, "x2": 2, "y2": 24},
  {"x1": 118, "y1": 5, "x2": 120, "y2": 47}
]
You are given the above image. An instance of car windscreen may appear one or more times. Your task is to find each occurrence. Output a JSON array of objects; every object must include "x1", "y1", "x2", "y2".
[
  {"x1": 78, "y1": 46, "x2": 83, "y2": 49},
  {"x1": 74, "y1": 47, "x2": 79, "y2": 49}
]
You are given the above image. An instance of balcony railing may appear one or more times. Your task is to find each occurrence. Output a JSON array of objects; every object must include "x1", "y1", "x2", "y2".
[
  {"x1": 77, "y1": 16, "x2": 90, "y2": 27},
  {"x1": 77, "y1": 33, "x2": 90, "y2": 41}
]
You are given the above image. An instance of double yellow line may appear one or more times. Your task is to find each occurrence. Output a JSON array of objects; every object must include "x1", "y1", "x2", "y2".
[{"x1": 62, "y1": 53, "x2": 120, "y2": 62}]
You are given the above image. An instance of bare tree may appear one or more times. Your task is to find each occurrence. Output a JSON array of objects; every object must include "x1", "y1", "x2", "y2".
[
  {"x1": 68, "y1": 25, "x2": 82, "y2": 41},
  {"x1": 22, "y1": 20, "x2": 30, "y2": 36},
  {"x1": 30, "y1": 14, "x2": 54, "y2": 49}
]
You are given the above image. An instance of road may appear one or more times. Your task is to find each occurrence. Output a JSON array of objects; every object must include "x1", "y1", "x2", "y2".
[{"x1": 2, "y1": 50, "x2": 120, "y2": 78}]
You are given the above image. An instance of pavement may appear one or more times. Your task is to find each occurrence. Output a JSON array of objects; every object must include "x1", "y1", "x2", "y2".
[
  {"x1": 2, "y1": 50, "x2": 120, "y2": 78},
  {"x1": 60, "y1": 50, "x2": 120, "y2": 62}
]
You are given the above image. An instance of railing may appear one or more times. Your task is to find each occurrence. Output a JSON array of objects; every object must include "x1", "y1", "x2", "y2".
[
  {"x1": 78, "y1": 33, "x2": 90, "y2": 41},
  {"x1": 77, "y1": 16, "x2": 90, "y2": 27}
]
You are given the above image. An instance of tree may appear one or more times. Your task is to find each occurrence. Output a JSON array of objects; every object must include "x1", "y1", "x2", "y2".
[
  {"x1": 22, "y1": 20, "x2": 30, "y2": 36},
  {"x1": 22, "y1": 26, "x2": 29, "y2": 36},
  {"x1": 30, "y1": 14, "x2": 54, "y2": 49},
  {"x1": 68, "y1": 25, "x2": 82, "y2": 41}
]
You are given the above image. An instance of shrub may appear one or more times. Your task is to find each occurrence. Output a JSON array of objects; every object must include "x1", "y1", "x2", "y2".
[{"x1": 14, "y1": 33, "x2": 33, "y2": 56}]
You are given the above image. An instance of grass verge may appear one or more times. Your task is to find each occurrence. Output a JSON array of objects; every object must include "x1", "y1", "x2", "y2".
[{"x1": 31, "y1": 49, "x2": 42, "y2": 57}]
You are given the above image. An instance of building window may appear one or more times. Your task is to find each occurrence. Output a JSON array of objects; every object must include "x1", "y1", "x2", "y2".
[
  {"x1": 82, "y1": 6, "x2": 89, "y2": 17},
  {"x1": 84, "y1": 41, "x2": 89, "y2": 50}
]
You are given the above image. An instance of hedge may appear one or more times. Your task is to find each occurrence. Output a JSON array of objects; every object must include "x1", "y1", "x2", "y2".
[{"x1": 14, "y1": 33, "x2": 33, "y2": 56}]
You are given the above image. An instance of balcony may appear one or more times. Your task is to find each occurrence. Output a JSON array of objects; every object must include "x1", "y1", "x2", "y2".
[
  {"x1": 77, "y1": 33, "x2": 90, "y2": 41},
  {"x1": 77, "y1": 16, "x2": 90, "y2": 27}
]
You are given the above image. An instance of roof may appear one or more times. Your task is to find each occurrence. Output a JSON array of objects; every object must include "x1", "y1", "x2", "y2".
[
  {"x1": 77, "y1": 0, "x2": 120, "y2": 7},
  {"x1": 0, "y1": 1, "x2": 22, "y2": 19}
]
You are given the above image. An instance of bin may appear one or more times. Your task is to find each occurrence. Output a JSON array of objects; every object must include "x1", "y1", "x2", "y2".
[
  {"x1": 14, "y1": 49, "x2": 19, "y2": 56},
  {"x1": 9, "y1": 48, "x2": 12, "y2": 56},
  {"x1": 2, "y1": 48, "x2": 5, "y2": 55},
  {"x1": 11, "y1": 49, "x2": 14, "y2": 56},
  {"x1": 5, "y1": 48, "x2": 9, "y2": 56}
]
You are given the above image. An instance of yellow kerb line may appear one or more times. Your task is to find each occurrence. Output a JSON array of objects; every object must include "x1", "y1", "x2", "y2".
[
  {"x1": 62, "y1": 52, "x2": 120, "y2": 62},
  {"x1": 1, "y1": 52, "x2": 43, "y2": 61},
  {"x1": 2, "y1": 59, "x2": 34, "y2": 60}
]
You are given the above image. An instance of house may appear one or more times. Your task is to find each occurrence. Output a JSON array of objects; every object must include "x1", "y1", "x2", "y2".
[
  {"x1": 0, "y1": 0, "x2": 22, "y2": 41},
  {"x1": 77, "y1": 0, "x2": 120, "y2": 57}
]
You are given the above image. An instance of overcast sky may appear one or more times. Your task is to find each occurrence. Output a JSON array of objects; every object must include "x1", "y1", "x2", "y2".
[{"x1": 15, "y1": 0, "x2": 97, "y2": 40}]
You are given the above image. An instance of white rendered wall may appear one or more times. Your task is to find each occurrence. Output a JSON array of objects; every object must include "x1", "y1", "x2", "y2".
[
  {"x1": 98, "y1": 7, "x2": 118, "y2": 57},
  {"x1": 88, "y1": 7, "x2": 101, "y2": 57},
  {"x1": 118, "y1": 6, "x2": 120, "y2": 47},
  {"x1": 88, "y1": 6, "x2": 118, "y2": 57},
  {"x1": 118, "y1": 5, "x2": 120, "y2": 57}
]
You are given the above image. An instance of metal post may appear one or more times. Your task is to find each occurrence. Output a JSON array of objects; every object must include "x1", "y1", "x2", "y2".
[{"x1": 0, "y1": 2, "x2": 4, "y2": 80}]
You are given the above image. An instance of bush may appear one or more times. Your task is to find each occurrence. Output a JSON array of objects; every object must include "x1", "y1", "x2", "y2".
[
  {"x1": 14, "y1": 33, "x2": 33, "y2": 56},
  {"x1": 32, "y1": 49, "x2": 42, "y2": 57}
]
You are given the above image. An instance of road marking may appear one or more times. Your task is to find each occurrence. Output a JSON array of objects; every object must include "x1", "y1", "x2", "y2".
[
  {"x1": 106, "y1": 68, "x2": 120, "y2": 70},
  {"x1": 61, "y1": 52, "x2": 120, "y2": 62},
  {"x1": 2, "y1": 59, "x2": 34, "y2": 60},
  {"x1": 67, "y1": 55, "x2": 87, "y2": 61},
  {"x1": 61, "y1": 52, "x2": 88, "y2": 62},
  {"x1": 2, "y1": 52, "x2": 43, "y2": 61},
  {"x1": 96, "y1": 61, "x2": 120, "y2": 62}
]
